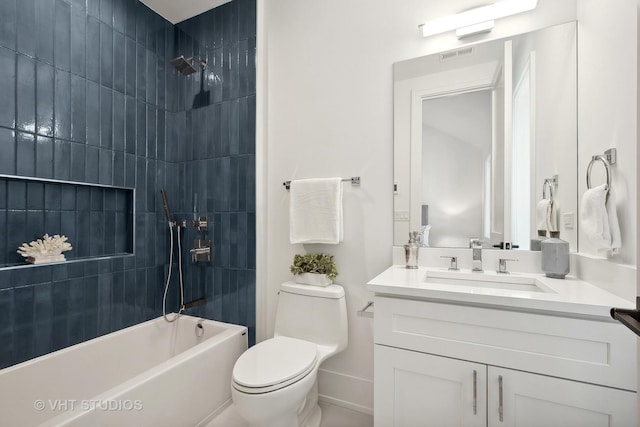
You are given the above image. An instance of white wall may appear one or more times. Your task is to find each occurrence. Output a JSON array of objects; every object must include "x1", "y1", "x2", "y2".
[
  {"x1": 261, "y1": 0, "x2": 637, "y2": 413},
  {"x1": 577, "y1": 0, "x2": 637, "y2": 266}
]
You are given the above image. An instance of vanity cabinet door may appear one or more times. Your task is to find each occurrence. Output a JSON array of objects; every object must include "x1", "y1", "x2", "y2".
[
  {"x1": 375, "y1": 345, "x2": 487, "y2": 427},
  {"x1": 487, "y1": 367, "x2": 637, "y2": 427}
]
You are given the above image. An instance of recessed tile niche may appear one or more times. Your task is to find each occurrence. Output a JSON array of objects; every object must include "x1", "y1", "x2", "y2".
[{"x1": 0, "y1": 175, "x2": 134, "y2": 268}]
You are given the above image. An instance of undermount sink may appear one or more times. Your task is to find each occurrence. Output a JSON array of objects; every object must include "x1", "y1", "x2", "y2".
[{"x1": 424, "y1": 269, "x2": 552, "y2": 293}]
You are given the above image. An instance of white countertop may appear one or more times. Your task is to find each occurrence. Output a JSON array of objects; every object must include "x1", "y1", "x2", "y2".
[{"x1": 367, "y1": 265, "x2": 635, "y2": 319}]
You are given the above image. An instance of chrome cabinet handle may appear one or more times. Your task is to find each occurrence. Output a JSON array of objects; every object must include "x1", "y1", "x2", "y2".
[
  {"x1": 473, "y1": 370, "x2": 477, "y2": 415},
  {"x1": 498, "y1": 375, "x2": 504, "y2": 422}
]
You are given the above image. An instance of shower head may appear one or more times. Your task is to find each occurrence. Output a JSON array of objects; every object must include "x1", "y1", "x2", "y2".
[
  {"x1": 160, "y1": 189, "x2": 173, "y2": 225},
  {"x1": 170, "y1": 56, "x2": 207, "y2": 75}
]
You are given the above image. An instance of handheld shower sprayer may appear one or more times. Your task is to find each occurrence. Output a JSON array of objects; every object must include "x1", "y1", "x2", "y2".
[
  {"x1": 160, "y1": 189, "x2": 185, "y2": 322},
  {"x1": 160, "y1": 189, "x2": 173, "y2": 226}
]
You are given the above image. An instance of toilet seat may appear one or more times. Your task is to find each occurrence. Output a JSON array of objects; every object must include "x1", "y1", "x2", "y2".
[{"x1": 232, "y1": 336, "x2": 318, "y2": 394}]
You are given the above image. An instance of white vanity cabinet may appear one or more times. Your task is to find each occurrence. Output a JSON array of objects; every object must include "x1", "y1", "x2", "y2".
[{"x1": 373, "y1": 296, "x2": 637, "y2": 427}]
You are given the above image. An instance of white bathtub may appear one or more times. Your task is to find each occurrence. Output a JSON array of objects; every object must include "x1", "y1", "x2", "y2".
[{"x1": 0, "y1": 315, "x2": 247, "y2": 427}]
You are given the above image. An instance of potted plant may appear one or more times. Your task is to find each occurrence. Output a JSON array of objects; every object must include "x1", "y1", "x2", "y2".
[{"x1": 290, "y1": 253, "x2": 338, "y2": 287}]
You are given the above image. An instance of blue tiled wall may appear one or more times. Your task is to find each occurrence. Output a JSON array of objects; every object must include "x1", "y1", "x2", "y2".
[
  {"x1": 168, "y1": 0, "x2": 257, "y2": 345},
  {"x1": 0, "y1": 0, "x2": 256, "y2": 369}
]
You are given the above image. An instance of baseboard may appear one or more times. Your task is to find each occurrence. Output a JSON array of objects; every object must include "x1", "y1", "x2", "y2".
[{"x1": 318, "y1": 368, "x2": 374, "y2": 415}]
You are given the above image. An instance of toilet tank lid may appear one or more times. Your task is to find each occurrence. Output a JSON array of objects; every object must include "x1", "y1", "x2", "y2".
[{"x1": 281, "y1": 282, "x2": 345, "y2": 299}]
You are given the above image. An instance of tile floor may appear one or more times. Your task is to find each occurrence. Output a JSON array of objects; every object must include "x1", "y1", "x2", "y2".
[{"x1": 205, "y1": 401, "x2": 373, "y2": 427}]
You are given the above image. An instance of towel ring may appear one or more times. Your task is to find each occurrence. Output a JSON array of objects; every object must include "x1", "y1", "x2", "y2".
[{"x1": 586, "y1": 154, "x2": 612, "y2": 192}]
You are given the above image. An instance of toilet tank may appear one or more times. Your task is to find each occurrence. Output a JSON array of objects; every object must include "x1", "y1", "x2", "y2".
[{"x1": 274, "y1": 282, "x2": 348, "y2": 353}]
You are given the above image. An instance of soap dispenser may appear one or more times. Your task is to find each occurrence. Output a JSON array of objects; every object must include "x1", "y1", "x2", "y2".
[
  {"x1": 541, "y1": 231, "x2": 570, "y2": 279},
  {"x1": 404, "y1": 232, "x2": 420, "y2": 269}
]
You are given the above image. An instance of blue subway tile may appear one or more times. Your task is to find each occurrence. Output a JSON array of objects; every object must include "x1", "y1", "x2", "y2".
[
  {"x1": 113, "y1": 151, "x2": 125, "y2": 187},
  {"x1": 52, "y1": 279, "x2": 69, "y2": 317},
  {"x1": 26, "y1": 181, "x2": 44, "y2": 210},
  {"x1": 0, "y1": 128, "x2": 16, "y2": 174},
  {"x1": 0, "y1": 47, "x2": 16, "y2": 129},
  {"x1": 70, "y1": 6, "x2": 86, "y2": 77},
  {"x1": 16, "y1": 54, "x2": 36, "y2": 134},
  {"x1": 7, "y1": 179, "x2": 26, "y2": 209},
  {"x1": 146, "y1": 106, "x2": 156, "y2": 159},
  {"x1": 67, "y1": 261, "x2": 84, "y2": 278},
  {"x1": 61, "y1": 184, "x2": 76, "y2": 210},
  {"x1": 54, "y1": 69, "x2": 72, "y2": 140},
  {"x1": 113, "y1": 91, "x2": 125, "y2": 152},
  {"x1": 85, "y1": 145, "x2": 100, "y2": 183},
  {"x1": 124, "y1": 95, "x2": 136, "y2": 154},
  {"x1": 0, "y1": 180, "x2": 6, "y2": 208},
  {"x1": 13, "y1": 285, "x2": 34, "y2": 327},
  {"x1": 136, "y1": 100, "x2": 146, "y2": 156},
  {"x1": 100, "y1": 23, "x2": 113, "y2": 88},
  {"x1": 136, "y1": 42, "x2": 146, "y2": 100},
  {"x1": 146, "y1": 51, "x2": 156, "y2": 105},
  {"x1": 60, "y1": 210, "x2": 76, "y2": 251},
  {"x1": 90, "y1": 187, "x2": 103, "y2": 211},
  {"x1": 124, "y1": 0, "x2": 135, "y2": 39},
  {"x1": 100, "y1": 86, "x2": 113, "y2": 149},
  {"x1": 44, "y1": 211, "x2": 61, "y2": 238},
  {"x1": 71, "y1": 0, "x2": 86, "y2": 12},
  {"x1": 33, "y1": 320, "x2": 53, "y2": 357},
  {"x1": 26, "y1": 210, "x2": 44, "y2": 242},
  {"x1": 86, "y1": 80, "x2": 100, "y2": 146},
  {"x1": 35, "y1": 136, "x2": 54, "y2": 179},
  {"x1": 75, "y1": 212, "x2": 89, "y2": 257},
  {"x1": 16, "y1": 0, "x2": 36, "y2": 56},
  {"x1": 54, "y1": 0, "x2": 71, "y2": 72},
  {"x1": 99, "y1": 0, "x2": 112, "y2": 25},
  {"x1": 70, "y1": 142, "x2": 86, "y2": 182},
  {"x1": 0, "y1": 0, "x2": 17, "y2": 51},
  {"x1": 86, "y1": 0, "x2": 99, "y2": 18},
  {"x1": 34, "y1": 283, "x2": 52, "y2": 322},
  {"x1": 113, "y1": 0, "x2": 125, "y2": 34},
  {"x1": 85, "y1": 16, "x2": 100, "y2": 83},
  {"x1": 36, "y1": 61, "x2": 54, "y2": 137},
  {"x1": 125, "y1": 37, "x2": 136, "y2": 97},
  {"x1": 70, "y1": 75, "x2": 86, "y2": 143},
  {"x1": 113, "y1": 31, "x2": 125, "y2": 93},
  {"x1": 53, "y1": 139, "x2": 71, "y2": 181},
  {"x1": 16, "y1": 132, "x2": 35, "y2": 176},
  {"x1": 0, "y1": 289, "x2": 14, "y2": 333},
  {"x1": 35, "y1": 0, "x2": 54, "y2": 64},
  {"x1": 99, "y1": 148, "x2": 113, "y2": 185},
  {"x1": 67, "y1": 313, "x2": 83, "y2": 345},
  {"x1": 124, "y1": 153, "x2": 135, "y2": 187}
]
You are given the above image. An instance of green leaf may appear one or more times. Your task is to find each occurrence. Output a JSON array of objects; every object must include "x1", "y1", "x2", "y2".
[{"x1": 289, "y1": 253, "x2": 338, "y2": 281}]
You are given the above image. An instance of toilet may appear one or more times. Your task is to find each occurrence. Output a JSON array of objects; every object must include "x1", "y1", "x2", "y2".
[{"x1": 231, "y1": 282, "x2": 348, "y2": 427}]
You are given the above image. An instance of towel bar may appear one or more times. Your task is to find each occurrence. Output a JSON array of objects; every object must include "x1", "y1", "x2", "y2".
[
  {"x1": 283, "y1": 177, "x2": 361, "y2": 191},
  {"x1": 357, "y1": 301, "x2": 374, "y2": 318}
]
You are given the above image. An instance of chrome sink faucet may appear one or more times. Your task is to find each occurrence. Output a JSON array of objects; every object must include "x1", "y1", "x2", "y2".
[{"x1": 469, "y1": 238, "x2": 483, "y2": 272}]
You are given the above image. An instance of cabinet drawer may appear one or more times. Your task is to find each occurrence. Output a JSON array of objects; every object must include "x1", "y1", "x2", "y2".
[{"x1": 374, "y1": 296, "x2": 637, "y2": 391}]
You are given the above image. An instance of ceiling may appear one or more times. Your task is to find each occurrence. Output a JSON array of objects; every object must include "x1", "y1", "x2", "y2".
[{"x1": 140, "y1": 0, "x2": 231, "y2": 24}]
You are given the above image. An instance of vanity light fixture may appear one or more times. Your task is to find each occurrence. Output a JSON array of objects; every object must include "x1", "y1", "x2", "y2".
[{"x1": 419, "y1": 0, "x2": 538, "y2": 38}]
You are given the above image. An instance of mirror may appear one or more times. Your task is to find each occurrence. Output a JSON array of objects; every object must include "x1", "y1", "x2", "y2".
[{"x1": 393, "y1": 22, "x2": 577, "y2": 251}]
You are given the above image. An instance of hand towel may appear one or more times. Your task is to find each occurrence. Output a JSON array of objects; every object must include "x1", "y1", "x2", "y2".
[
  {"x1": 580, "y1": 184, "x2": 621, "y2": 252},
  {"x1": 289, "y1": 178, "x2": 343, "y2": 244},
  {"x1": 536, "y1": 199, "x2": 551, "y2": 231},
  {"x1": 606, "y1": 186, "x2": 621, "y2": 253}
]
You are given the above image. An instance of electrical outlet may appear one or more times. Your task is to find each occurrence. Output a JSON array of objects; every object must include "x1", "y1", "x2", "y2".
[{"x1": 563, "y1": 212, "x2": 574, "y2": 229}]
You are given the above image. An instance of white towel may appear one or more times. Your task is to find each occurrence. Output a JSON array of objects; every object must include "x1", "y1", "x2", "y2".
[
  {"x1": 607, "y1": 187, "x2": 622, "y2": 253},
  {"x1": 535, "y1": 199, "x2": 551, "y2": 231},
  {"x1": 289, "y1": 178, "x2": 343, "y2": 244},
  {"x1": 580, "y1": 184, "x2": 621, "y2": 253}
]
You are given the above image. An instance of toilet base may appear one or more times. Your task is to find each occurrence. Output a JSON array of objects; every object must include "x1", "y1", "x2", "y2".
[{"x1": 300, "y1": 403, "x2": 321, "y2": 427}]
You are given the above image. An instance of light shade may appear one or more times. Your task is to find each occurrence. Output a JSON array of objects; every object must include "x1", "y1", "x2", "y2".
[{"x1": 419, "y1": 0, "x2": 538, "y2": 38}]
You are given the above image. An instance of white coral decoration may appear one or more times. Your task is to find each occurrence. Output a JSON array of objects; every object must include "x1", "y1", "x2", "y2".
[{"x1": 17, "y1": 234, "x2": 73, "y2": 258}]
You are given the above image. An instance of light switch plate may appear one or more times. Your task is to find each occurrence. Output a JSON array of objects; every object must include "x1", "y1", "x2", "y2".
[{"x1": 563, "y1": 212, "x2": 574, "y2": 229}]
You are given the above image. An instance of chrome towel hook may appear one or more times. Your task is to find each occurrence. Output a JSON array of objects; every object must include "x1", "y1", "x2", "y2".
[{"x1": 587, "y1": 148, "x2": 616, "y2": 192}]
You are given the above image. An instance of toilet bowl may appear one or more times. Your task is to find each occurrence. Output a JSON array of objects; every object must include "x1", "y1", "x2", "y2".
[{"x1": 231, "y1": 282, "x2": 348, "y2": 427}]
